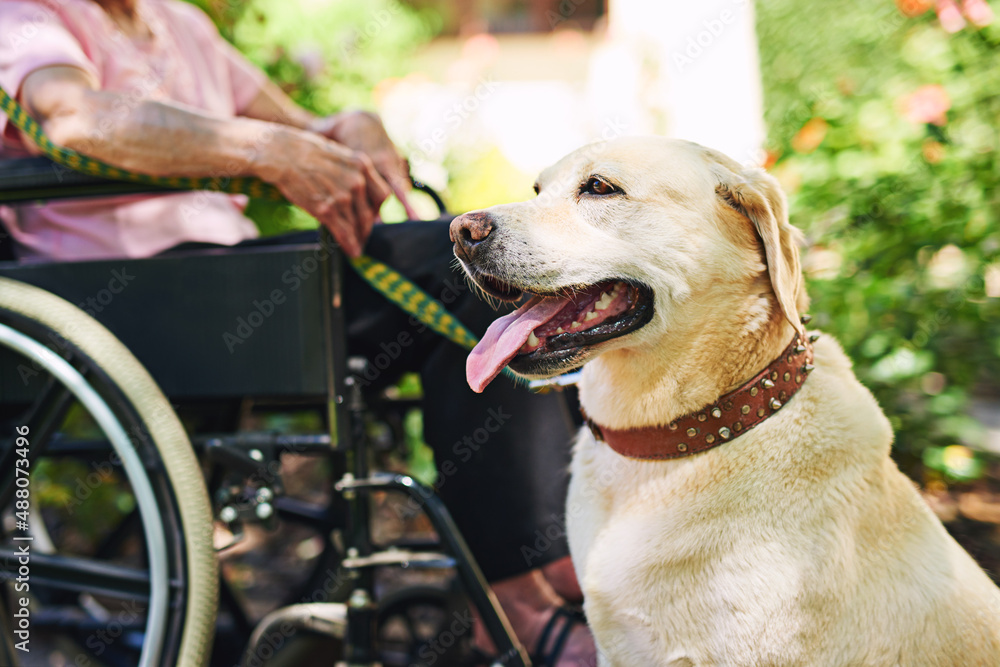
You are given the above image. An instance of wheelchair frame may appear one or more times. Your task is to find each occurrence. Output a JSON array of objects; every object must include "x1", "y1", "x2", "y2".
[{"x1": 0, "y1": 155, "x2": 530, "y2": 667}]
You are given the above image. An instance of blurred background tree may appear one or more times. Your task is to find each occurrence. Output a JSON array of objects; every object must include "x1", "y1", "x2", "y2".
[{"x1": 757, "y1": 0, "x2": 1000, "y2": 479}]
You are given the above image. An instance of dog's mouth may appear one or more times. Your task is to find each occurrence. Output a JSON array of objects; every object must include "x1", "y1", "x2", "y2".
[{"x1": 465, "y1": 274, "x2": 654, "y2": 392}]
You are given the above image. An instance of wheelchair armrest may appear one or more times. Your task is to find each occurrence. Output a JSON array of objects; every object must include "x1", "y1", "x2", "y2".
[
  {"x1": 0, "y1": 157, "x2": 449, "y2": 214},
  {"x1": 0, "y1": 156, "x2": 177, "y2": 204}
]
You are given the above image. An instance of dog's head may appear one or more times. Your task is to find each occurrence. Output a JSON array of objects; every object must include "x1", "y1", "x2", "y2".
[{"x1": 452, "y1": 137, "x2": 807, "y2": 393}]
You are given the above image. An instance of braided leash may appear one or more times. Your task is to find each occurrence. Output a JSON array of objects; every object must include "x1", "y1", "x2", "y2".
[{"x1": 1, "y1": 85, "x2": 513, "y2": 375}]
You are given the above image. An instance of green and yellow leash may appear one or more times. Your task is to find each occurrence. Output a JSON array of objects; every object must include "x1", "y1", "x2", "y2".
[{"x1": 0, "y1": 85, "x2": 513, "y2": 373}]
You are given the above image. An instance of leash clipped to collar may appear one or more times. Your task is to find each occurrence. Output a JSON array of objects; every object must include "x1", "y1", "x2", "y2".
[
  {"x1": 0, "y1": 85, "x2": 518, "y2": 379},
  {"x1": 584, "y1": 323, "x2": 818, "y2": 460}
]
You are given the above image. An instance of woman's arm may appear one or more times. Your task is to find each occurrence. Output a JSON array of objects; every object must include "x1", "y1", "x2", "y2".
[
  {"x1": 19, "y1": 65, "x2": 390, "y2": 257},
  {"x1": 239, "y1": 77, "x2": 318, "y2": 131}
]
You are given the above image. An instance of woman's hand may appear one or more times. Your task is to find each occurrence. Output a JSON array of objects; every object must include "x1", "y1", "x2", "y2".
[
  {"x1": 311, "y1": 111, "x2": 420, "y2": 220},
  {"x1": 256, "y1": 127, "x2": 392, "y2": 257}
]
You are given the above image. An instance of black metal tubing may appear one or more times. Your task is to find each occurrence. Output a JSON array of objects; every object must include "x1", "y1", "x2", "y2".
[
  {"x1": 35, "y1": 432, "x2": 335, "y2": 458},
  {"x1": 32, "y1": 608, "x2": 145, "y2": 632},
  {"x1": 339, "y1": 473, "x2": 530, "y2": 667},
  {"x1": 192, "y1": 433, "x2": 332, "y2": 452},
  {"x1": 341, "y1": 374, "x2": 380, "y2": 665},
  {"x1": 0, "y1": 156, "x2": 180, "y2": 204},
  {"x1": 0, "y1": 548, "x2": 154, "y2": 601},
  {"x1": 0, "y1": 158, "x2": 449, "y2": 215},
  {"x1": 273, "y1": 495, "x2": 345, "y2": 532},
  {"x1": 412, "y1": 180, "x2": 448, "y2": 217},
  {"x1": 317, "y1": 228, "x2": 380, "y2": 665}
]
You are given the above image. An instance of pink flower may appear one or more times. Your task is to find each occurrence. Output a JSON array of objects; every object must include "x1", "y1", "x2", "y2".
[{"x1": 901, "y1": 85, "x2": 951, "y2": 125}]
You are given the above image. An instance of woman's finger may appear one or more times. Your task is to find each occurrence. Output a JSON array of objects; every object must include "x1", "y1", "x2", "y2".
[
  {"x1": 359, "y1": 156, "x2": 392, "y2": 211},
  {"x1": 372, "y1": 152, "x2": 420, "y2": 220},
  {"x1": 333, "y1": 199, "x2": 363, "y2": 257},
  {"x1": 351, "y1": 183, "x2": 376, "y2": 250},
  {"x1": 320, "y1": 213, "x2": 360, "y2": 258}
]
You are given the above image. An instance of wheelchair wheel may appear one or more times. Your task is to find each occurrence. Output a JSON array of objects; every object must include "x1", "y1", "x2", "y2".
[{"x1": 0, "y1": 278, "x2": 217, "y2": 666}]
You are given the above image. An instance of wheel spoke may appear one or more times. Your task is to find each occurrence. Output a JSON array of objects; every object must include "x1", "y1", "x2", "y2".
[
  {"x1": 0, "y1": 547, "x2": 153, "y2": 601},
  {"x1": 30, "y1": 435, "x2": 114, "y2": 458},
  {"x1": 32, "y1": 605, "x2": 146, "y2": 632},
  {"x1": 0, "y1": 375, "x2": 75, "y2": 507}
]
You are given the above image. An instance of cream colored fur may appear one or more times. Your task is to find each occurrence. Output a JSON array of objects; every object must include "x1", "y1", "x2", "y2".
[{"x1": 468, "y1": 137, "x2": 1000, "y2": 666}]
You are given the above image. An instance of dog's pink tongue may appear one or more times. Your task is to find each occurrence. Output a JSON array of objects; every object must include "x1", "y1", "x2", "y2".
[{"x1": 467, "y1": 296, "x2": 567, "y2": 393}]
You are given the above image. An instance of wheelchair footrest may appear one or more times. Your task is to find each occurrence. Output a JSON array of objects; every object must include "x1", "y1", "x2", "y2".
[{"x1": 244, "y1": 603, "x2": 347, "y2": 665}]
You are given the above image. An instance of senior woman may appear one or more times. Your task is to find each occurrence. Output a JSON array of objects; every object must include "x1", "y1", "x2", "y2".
[{"x1": 0, "y1": 0, "x2": 594, "y2": 663}]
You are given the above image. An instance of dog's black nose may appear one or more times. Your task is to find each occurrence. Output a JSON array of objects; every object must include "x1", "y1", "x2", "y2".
[{"x1": 450, "y1": 211, "x2": 494, "y2": 263}]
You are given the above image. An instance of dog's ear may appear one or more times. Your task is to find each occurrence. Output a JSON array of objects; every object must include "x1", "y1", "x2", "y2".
[{"x1": 715, "y1": 169, "x2": 806, "y2": 336}]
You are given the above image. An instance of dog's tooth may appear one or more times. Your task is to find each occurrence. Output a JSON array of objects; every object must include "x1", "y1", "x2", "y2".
[
  {"x1": 595, "y1": 292, "x2": 612, "y2": 311},
  {"x1": 528, "y1": 332, "x2": 540, "y2": 347},
  {"x1": 584, "y1": 310, "x2": 598, "y2": 321},
  {"x1": 570, "y1": 321, "x2": 581, "y2": 329},
  {"x1": 555, "y1": 327, "x2": 565, "y2": 334}
]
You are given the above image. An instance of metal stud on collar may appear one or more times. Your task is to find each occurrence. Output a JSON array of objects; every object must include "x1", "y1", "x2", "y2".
[
  {"x1": 769, "y1": 397, "x2": 782, "y2": 410},
  {"x1": 761, "y1": 378, "x2": 775, "y2": 389}
]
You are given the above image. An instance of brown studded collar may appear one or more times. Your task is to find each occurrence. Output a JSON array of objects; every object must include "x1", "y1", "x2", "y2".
[{"x1": 582, "y1": 329, "x2": 817, "y2": 460}]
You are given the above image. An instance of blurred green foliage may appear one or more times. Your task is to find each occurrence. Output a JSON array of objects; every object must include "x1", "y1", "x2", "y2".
[{"x1": 756, "y1": 0, "x2": 1000, "y2": 468}]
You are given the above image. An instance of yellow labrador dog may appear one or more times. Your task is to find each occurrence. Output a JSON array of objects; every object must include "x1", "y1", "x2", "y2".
[{"x1": 449, "y1": 137, "x2": 1000, "y2": 666}]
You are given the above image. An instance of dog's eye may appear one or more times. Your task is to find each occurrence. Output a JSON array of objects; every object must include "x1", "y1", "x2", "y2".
[{"x1": 581, "y1": 176, "x2": 620, "y2": 197}]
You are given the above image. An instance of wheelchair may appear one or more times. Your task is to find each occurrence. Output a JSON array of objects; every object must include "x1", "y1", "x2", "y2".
[{"x1": 0, "y1": 155, "x2": 536, "y2": 667}]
